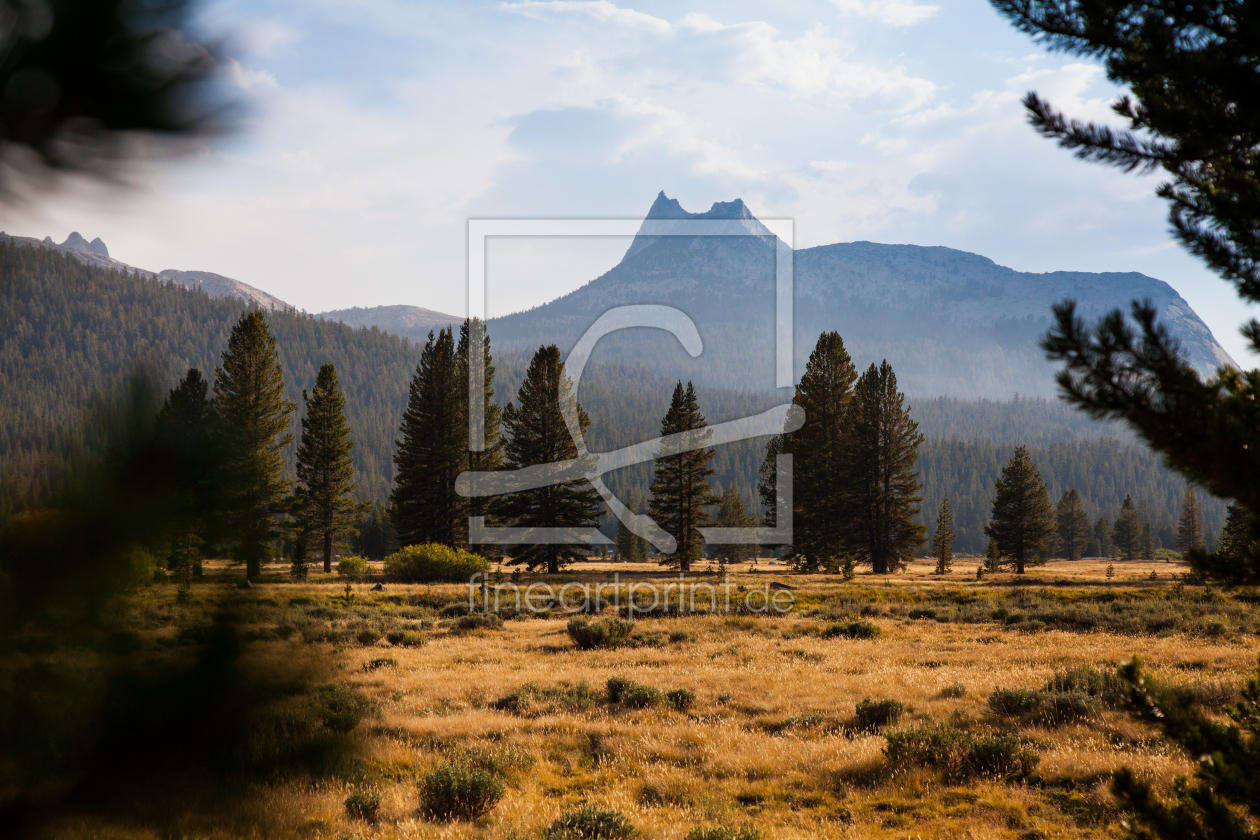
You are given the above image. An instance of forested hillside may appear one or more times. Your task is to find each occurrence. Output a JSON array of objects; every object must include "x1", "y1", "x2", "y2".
[
  {"x1": 0, "y1": 243, "x2": 1224, "y2": 554},
  {"x1": 0, "y1": 244, "x2": 421, "y2": 510}
]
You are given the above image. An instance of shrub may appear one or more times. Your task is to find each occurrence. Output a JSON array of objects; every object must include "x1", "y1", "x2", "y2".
[
  {"x1": 493, "y1": 681, "x2": 601, "y2": 715},
  {"x1": 988, "y1": 688, "x2": 1040, "y2": 717},
  {"x1": 666, "y1": 688, "x2": 696, "y2": 712},
  {"x1": 361, "y1": 657, "x2": 397, "y2": 672},
  {"x1": 622, "y1": 684, "x2": 667, "y2": 709},
  {"x1": 338, "y1": 555, "x2": 372, "y2": 582},
  {"x1": 385, "y1": 543, "x2": 490, "y2": 583},
  {"x1": 939, "y1": 683, "x2": 967, "y2": 699},
  {"x1": 315, "y1": 684, "x2": 373, "y2": 733},
  {"x1": 418, "y1": 761, "x2": 505, "y2": 821},
  {"x1": 822, "y1": 620, "x2": 880, "y2": 640},
  {"x1": 356, "y1": 627, "x2": 383, "y2": 646},
  {"x1": 386, "y1": 629, "x2": 426, "y2": 647},
  {"x1": 606, "y1": 676, "x2": 636, "y2": 702},
  {"x1": 1045, "y1": 664, "x2": 1128, "y2": 707},
  {"x1": 885, "y1": 724, "x2": 1039, "y2": 781},
  {"x1": 768, "y1": 712, "x2": 826, "y2": 733},
  {"x1": 908, "y1": 607, "x2": 938, "y2": 620},
  {"x1": 686, "y1": 827, "x2": 763, "y2": 840},
  {"x1": 669, "y1": 629, "x2": 698, "y2": 643},
  {"x1": 345, "y1": 788, "x2": 381, "y2": 822},
  {"x1": 854, "y1": 697, "x2": 907, "y2": 731},
  {"x1": 568, "y1": 617, "x2": 634, "y2": 650},
  {"x1": 547, "y1": 806, "x2": 635, "y2": 840},
  {"x1": 456, "y1": 613, "x2": 504, "y2": 631}
]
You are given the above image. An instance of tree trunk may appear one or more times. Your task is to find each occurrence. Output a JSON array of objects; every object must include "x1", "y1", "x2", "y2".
[
  {"x1": 247, "y1": 555, "x2": 260, "y2": 580},
  {"x1": 323, "y1": 530, "x2": 333, "y2": 574}
]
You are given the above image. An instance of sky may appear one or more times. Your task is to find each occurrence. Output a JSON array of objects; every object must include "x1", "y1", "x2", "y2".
[{"x1": 4, "y1": 0, "x2": 1257, "y2": 364}]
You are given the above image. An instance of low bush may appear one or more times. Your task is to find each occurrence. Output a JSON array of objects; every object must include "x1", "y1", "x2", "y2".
[
  {"x1": 386, "y1": 629, "x2": 426, "y2": 647},
  {"x1": 669, "y1": 629, "x2": 698, "y2": 643},
  {"x1": 908, "y1": 607, "x2": 938, "y2": 620},
  {"x1": 493, "y1": 681, "x2": 601, "y2": 716},
  {"x1": 338, "y1": 555, "x2": 372, "y2": 582},
  {"x1": 418, "y1": 761, "x2": 505, "y2": 821},
  {"x1": 547, "y1": 806, "x2": 635, "y2": 840},
  {"x1": 455, "y1": 613, "x2": 504, "y2": 631},
  {"x1": 356, "y1": 627, "x2": 383, "y2": 646},
  {"x1": 455, "y1": 743, "x2": 537, "y2": 778},
  {"x1": 988, "y1": 688, "x2": 1039, "y2": 717},
  {"x1": 767, "y1": 712, "x2": 826, "y2": 733},
  {"x1": 885, "y1": 724, "x2": 1038, "y2": 781},
  {"x1": 854, "y1": 697, "x2": 907, "y2": 731},
  {"x1": 939, "y1": 683, "x2": 967, "y2": 699},
  {"x1": 666, "y1": 688, "x2": 696, "y2": 712},
  {"x1": 385, "y1": 543, "x2": 491, "y2": 583},
  {"x1": 315, "y1": 684, "x2": 373, "y2": 733},
  {"x1": 622, "y1": 684, "x2": 667, "y2": 709},
  {"x1": 822, "y1": 620, "x2": 881, "y2": 640},
  {"x1": 1044, "y1": 664, "x2": 1128, "y2": 707},
  {"x1": 686, "y1": 827, "x2": 763, "y2": 840},
  {"x1": 568, "y1": 617, "x2": 634, "y2": 650},
  {"x1": 989, "y1": 685, "x2": 1102, "y2": 726},
  {"x1": 361, "y1": 657, "x2": 397, "y2": 672},
  {"x1": 606, "y1": 676, "x2": 636, "y2": 702},
  {"x1": 345, "y1": 788, "x2": 381, "y2": 822}
]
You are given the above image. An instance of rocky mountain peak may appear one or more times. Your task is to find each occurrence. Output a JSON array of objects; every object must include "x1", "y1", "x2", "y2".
[{"x1": 60, "y1": 232, "x2": 108, "y2": 257}]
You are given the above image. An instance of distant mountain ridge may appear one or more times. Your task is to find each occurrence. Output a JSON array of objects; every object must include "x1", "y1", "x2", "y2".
[
  {"x1": 319, "y1": 305, "x2": 461, "y2": 342},
  {"x1": 481, "y1": 192, "x2": 1234, "y2": 397},
  {"x1": 0, "y1": 232, "x2": 291, "y2": 311}
]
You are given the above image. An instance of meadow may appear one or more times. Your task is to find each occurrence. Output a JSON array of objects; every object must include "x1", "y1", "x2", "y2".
[{"x1": 25, "y1": 556, "x2": 1259, "y2": 840}]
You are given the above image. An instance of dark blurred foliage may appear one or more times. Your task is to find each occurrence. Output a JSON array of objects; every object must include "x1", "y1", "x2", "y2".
[
  {"x1": 0, "y1": 0, "x2": 234, "y2": 191},
  {"x1": 0, "y1": 369, "x2": 343, "y2": 837}
]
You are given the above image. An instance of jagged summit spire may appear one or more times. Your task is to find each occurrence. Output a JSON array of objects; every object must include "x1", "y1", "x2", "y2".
[{"x1": 623, "y1": 192, "x2": 772, "y2": 263}]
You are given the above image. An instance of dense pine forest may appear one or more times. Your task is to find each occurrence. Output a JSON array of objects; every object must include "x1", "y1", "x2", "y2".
[{"x1": 0, "y1": 242, "x2": 1224, "y2": 553}]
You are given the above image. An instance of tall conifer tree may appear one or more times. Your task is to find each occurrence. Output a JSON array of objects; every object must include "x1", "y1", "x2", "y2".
[
  {"x1": 615, "y1": 488, "x2": 650, "y2": 562},
  {"x1": 1053, "y1": 488, "x2": 1090, "y2": 561},
  {"x1": 932, "y1": 495, "x2": 954, "y2": 575},
  {"x1": 1218, "y1": 504, "x2": 1253, "y2": 562},
  {"x1": 761, "y1": 332, "x2": 857, "y2": 570},
  {"x1": 1176, "y1": 486, "x2": 1205, "y2": 557},
  {"x1": 1112, "y1": 495, "x2": 1140, "y2": 561},
  {"x1": 985, "y1": 445, "x2": 1054, "y2": 574},
  {"x1": 391, "y1": 327, "x2": 464, "y2": 547},
  {"x1": 293, "y1": 363, "x2": 358, "y2": 574},
  {"x1": 839, "y1": 361, "x2": 925, "y2": 574},
  {"x1": 650, "y1": 381, "x2": 719, "y2": 573},
  {"x1": 155, "y1": 368, "x2": 215, "y2": 584},
  {"x1": 457, "y1": 318, "x2": 503, "y2": 550},
  {"x1": 497, "y1": 345, "x2": 600, "y2": 573},
  {"x1": 213, "y1": 311, "x2": 294, "y2": 579}
]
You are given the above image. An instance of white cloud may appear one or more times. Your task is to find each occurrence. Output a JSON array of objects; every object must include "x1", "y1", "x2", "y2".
[
  {"x1": 830, "y1": 0, "x2": 939, "y2": 27},
  {"x1": 502, "y1": 0, "x2": 670, "y2": 32},
  {"x1": 225, "y1": 59, "x2": 278, "y2": 90},
  {"x1": 237, "y1": 20, "x2": 302, "y2": 58}
]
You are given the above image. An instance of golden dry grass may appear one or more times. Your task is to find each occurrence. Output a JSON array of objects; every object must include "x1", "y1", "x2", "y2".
[{"x1": 39, "y1": 559, "x2": 1258, "y2": 839}]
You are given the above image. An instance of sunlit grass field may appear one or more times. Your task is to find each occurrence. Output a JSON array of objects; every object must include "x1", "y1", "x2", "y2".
[{"x1": 38, "y1": 557, "x2": 1260, "y2": 839}]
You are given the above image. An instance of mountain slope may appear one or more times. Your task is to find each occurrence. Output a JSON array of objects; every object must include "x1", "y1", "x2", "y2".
[
  {"x1": 318, "y1": 305, "x2": 461, "y2": 342},
  {"x1": 485, "y1": 192, "x2": 1233, "y2": 397}
]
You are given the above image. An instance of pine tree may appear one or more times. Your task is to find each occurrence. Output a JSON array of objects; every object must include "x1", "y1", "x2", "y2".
[
  {"x1": 154, "y1": 368, "x2": 215, "y2": 580},
  {"x1": 650, "y1": 381, "x2": 719, "y2": 573},
  {"x1": 995, "y1": 0, "x2": 1260, "y2": 583},
  {"x1": 839, "y1": 361, "x2": 926, "y2": 574},
  {"x1": 985, "y1": 445, "x2": 1054, "y2": 574},
  {"x1": 712, "y1": 485, "x2": 756, "y2": 565},
  {"x1": 1217, "y1": 504, "x2": 1254, "y2": 562},
  {"x1": 932, "y1": 495, "x2": 954, "y2": 575},
  {"x1": 457, "y1": 318, "x2": 503, "y2": 550},
  {"x1": 1112, "y1": 495, "x2": 1140, "y2": 561},
  {"x1": 391, "y1": 327, "x2": 465, "y2": 548},
  {"x1": 984, "y1": 538, "x2": 1005, "y2": 574},
  {"x1": 293, "y1": 363, "x2": 359, "y2": 574},
  {"x1": 764, "y1": 332, "x2": 857, "y2": 570},
  {"x1": 1140, "y1": 521, "x2": 1154, "y2": 561},
  {"x1": 1053, "y1": 489, "x2": 1089, "y2": 561},
  {"x1": 213, "y1": 311, "x2": 295, "y2": 579},
  {"x1": 1176, "y1": 486, "x2": 1205, "y2": 557},
  {"x1": 615, "y1": 488, "x2": 650, "y2": 562},
  {"x1": 496, "y1": 345, "x2": 601, "y2": 574},
  {"x1": 1092, "y1": 516, "x2": 1111, "y2": 558}
]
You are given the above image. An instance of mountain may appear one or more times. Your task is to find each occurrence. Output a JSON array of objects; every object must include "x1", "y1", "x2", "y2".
[
  {"x1": 0, "y1": 232, "x2": 291, "y2": 311},
  {"x1": 318, "y1": 305, "x2": 461, "y2": 342},
  {"x1": 481, "y1": 192, "x2": 1234, "y2": 398}
]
